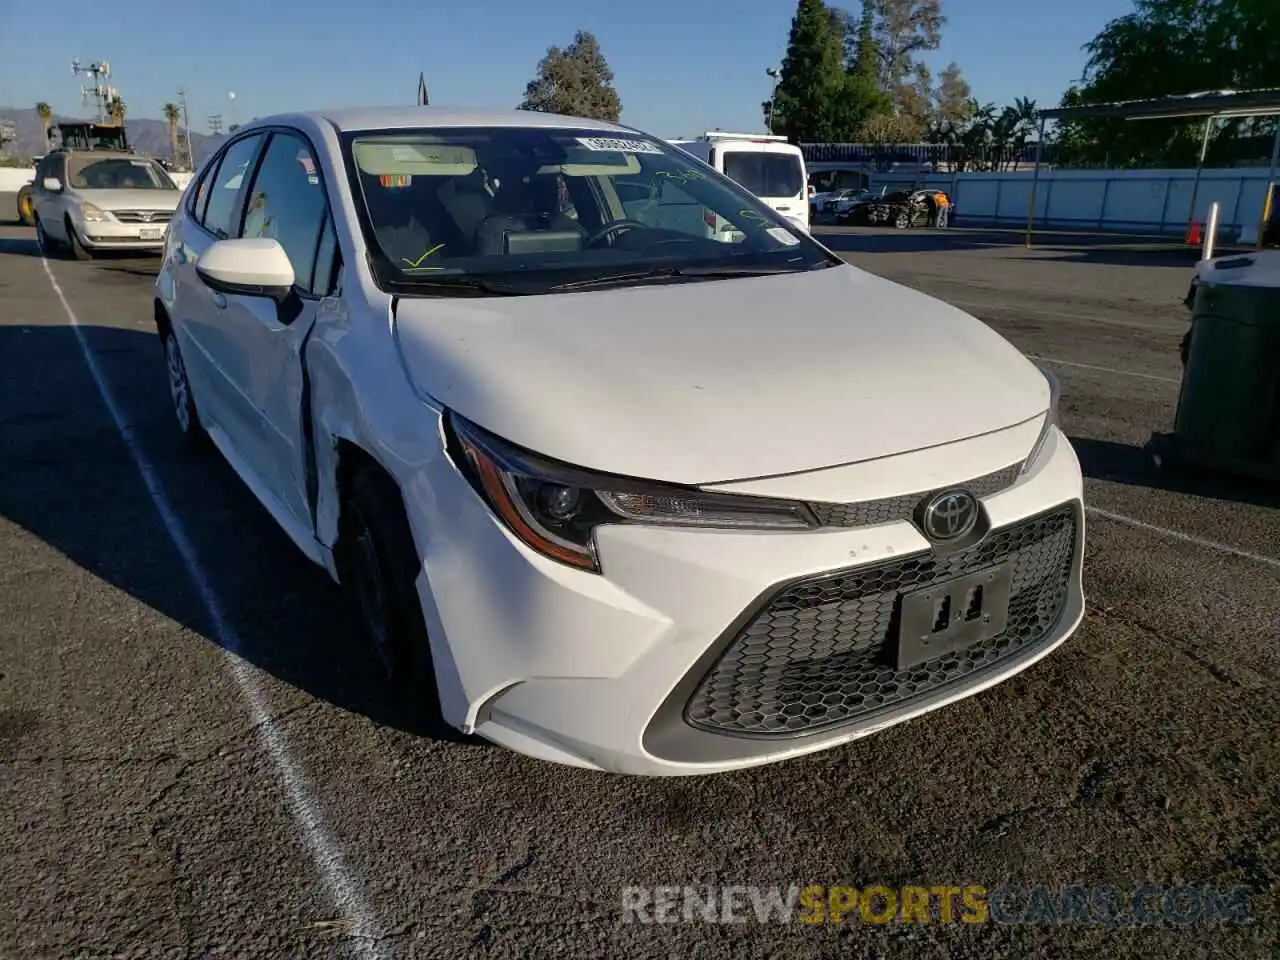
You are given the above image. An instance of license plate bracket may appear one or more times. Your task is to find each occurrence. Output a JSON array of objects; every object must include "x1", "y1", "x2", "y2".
[
  {"x1": 140, "y1": 227, "x2": 163, "y2": 240},
  {"x1": 896, "y1": 563, "x2": 1013, "y2": 671}
]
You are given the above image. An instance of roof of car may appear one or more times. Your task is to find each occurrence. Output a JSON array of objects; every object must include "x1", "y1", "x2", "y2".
[{"x1": 250, "y1": 106, "x2": 633, "y2": 134}]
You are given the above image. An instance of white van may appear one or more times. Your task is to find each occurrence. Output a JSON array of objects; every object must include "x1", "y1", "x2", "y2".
[{"x1": 669, "y1": 132, "x2": 810, "y2": 236}]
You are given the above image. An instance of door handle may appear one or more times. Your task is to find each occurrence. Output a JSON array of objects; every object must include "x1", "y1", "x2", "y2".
[
  {"x1": 211, "y1": 291, "x2": 227, "y2": 309},
  {"x1": 776, "y1": 205, "x2": 792, "y2": 212}
]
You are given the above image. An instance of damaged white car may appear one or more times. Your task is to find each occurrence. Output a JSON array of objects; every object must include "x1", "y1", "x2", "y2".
[{"x1": 154, "y1": 107, "x2": 1086, "y2": 776}]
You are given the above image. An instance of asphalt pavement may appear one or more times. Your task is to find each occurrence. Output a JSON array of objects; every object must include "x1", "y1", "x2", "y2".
[{"x1": 2, "y1": 210, "x2": 1277, "y2": 958}]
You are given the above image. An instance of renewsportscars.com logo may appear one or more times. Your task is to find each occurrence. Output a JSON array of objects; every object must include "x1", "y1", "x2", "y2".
[{"x1": 620, "y1": 884, "x2": 1254, "y2": 926}]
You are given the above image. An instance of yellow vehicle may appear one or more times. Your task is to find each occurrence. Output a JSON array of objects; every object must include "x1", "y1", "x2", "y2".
[{"x1": 17, "y1": 180, "x2": 36, "y2": 226}]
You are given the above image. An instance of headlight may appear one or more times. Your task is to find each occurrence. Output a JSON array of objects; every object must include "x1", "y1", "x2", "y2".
[
  {"x1": 1020, "y1": 363, "x2": 1061, "y2": 475},
  {"x1": 446, "y1": 413, "x2": 818, "y2": 572},
  {"x1": 80, "y1": 202, "x2": 110, "y2": 222}
]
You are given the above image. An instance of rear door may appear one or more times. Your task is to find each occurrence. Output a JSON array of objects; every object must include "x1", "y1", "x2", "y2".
[
  {"x1": 171, "y1": 132, "x2": 268, "y2": 440},
  {"x1": 719, "y1": 144, "x2": 808, "y2": 233}
]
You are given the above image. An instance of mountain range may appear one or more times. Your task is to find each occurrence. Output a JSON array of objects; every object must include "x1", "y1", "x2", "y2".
[{"x1": 0, "y1": 106, "x2": 228, "y2": 167}]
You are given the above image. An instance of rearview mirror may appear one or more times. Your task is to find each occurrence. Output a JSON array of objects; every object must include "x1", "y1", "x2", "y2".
[
  {"x1": 43, "y1": 177, "x2": 62, "y2": 192},
  {"x1": 196, "y1": 238, "x2": 295, "y2": 302}
]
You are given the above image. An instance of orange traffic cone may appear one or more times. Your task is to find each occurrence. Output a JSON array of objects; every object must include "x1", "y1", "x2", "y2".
[{"x1": 1186, "y1": 221, "x2": 1202, "y2": 246}]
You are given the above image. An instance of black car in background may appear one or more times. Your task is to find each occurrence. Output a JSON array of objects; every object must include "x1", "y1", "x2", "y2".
[{"x1": 839, "y1": 189, "x2": 948, "y2": 228}]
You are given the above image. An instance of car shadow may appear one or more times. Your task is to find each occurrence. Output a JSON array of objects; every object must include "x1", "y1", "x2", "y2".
[
  {"x1": 0, "y1": 321, "x2": 476, "y2": 746},
  {"x1": 1070, "y1": 435, "x2": 1280, "y2": 510},
  {"x1": 0, "y1": 234, "x2": 162, "y2": 269}
]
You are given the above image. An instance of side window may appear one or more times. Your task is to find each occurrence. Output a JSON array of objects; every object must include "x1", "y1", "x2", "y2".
[
  {"x1": 310, "y1": 214, "x2": 341, "y2": 297},
  {"x1": 37, "y1": 155, "x2": 60, "y2": 187},
  {"x1": 189, "y1": 154, "x2": 218, "y2": 221},
  {"x1": 201, "y1": 134, "x2": 265, "y2": 238},
  {"x1": 239, "y1": 132, "x2": 328, "y2": 290}
]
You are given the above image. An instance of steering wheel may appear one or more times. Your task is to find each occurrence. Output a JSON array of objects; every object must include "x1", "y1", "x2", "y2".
[{"x1": 585, "y1": 218, "x2": 648, "y2": 248}]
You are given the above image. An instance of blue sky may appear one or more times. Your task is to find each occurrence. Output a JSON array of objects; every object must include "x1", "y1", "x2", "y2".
[{"x1": 0, "y1": 0, "x2": 1135, "y2": 134}]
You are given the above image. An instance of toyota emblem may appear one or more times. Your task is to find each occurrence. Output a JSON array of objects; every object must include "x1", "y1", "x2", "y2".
[{"x1": 920, "y1": 489, "x2": 979, "y2": 542}]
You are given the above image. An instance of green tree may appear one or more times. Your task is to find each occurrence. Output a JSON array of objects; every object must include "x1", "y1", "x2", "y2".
[
  {"x1": 519, "y1": 30, "x2": 622, "y2": 122},
  {"x1": 775, "y1": 0, "x2": 846, "y2": 141},
  {"x1": 934, "y1": 63, "x2": 973, "y2": 127},
  {"x1": 774, "y1": 0, "x2": 853, "y2": 141},
  {"x1": 867, "y1": 0, "x2": 944, "y2": 97},
  {"x1": 1058, "y1": 0, "x2": 1280, "y2": 167},
  {"x1": 163, "y1": 102, "x2": 182, "y2": 163},
  {"x1": 851, "y1": 4, "x2": 880, "y2": 82},
  {"x1": 35, "y1": 102, "x2": 53, "y2": 144}
]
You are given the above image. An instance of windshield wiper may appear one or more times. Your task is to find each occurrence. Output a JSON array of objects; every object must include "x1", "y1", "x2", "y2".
[
  {"x1": 548, "y1": 262, "x2": 829, "y2": 293},
  {"x1": 392, "y1": 275, "x2": 528, "y2": 297}
]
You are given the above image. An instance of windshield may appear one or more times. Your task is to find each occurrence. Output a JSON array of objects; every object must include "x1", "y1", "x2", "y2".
[
  {"x1": 68, "y1": 156, "x2": 177, "y2": 191},
  {"x1": 721, "y1": 150, "x2": 804, "y2": 199},
  {"x1": 344, "y1": 127, "x2": 836, "y2": 293}
]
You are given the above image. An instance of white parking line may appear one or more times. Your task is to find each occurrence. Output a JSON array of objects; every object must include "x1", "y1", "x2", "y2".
[
  {"x1": 1027, "y1": 355, "x2": 1181, "y2": 384},
  {"x1": 1086, "y1": 505, "x2": 1280, "y2": 571},
  {"x1": 41, "y1": 259, "x2": 387, "y2": 959}
]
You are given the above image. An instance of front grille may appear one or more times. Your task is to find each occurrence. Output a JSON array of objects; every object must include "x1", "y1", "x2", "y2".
[
  {"x1": 113, "y1": 210, "x2": 172, "y2": 224},
  {"x1": 809, "y1": 462, "x2": 1022, "y2": 529},
  {"x1": 685, "y1": 504, "x2": 1078, "y2": 738}
]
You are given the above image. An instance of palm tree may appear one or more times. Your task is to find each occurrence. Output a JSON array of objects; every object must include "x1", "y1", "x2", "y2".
[
  {"x1": 163, "y1": 102, "x2": 182, "y2": 163},
  {"x1": 35, "y1": 102, "x2": 53, "y2": 145}
]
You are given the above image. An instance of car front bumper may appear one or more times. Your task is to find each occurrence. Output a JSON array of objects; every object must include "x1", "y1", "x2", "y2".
[
  {"x1": 79, "y1": 217, "x2": 169, "y2": 250},
  {"x1": 411, "y1": 422, "x2": 1085, "y2": 776}
]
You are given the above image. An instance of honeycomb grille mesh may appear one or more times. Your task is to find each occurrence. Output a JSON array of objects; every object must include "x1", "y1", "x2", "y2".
[
  {"x1": 808, "y1": 463, "x2": 1022, "y2": 529},
  {"x1": 684, "y1": 505, "x2": 1077, "y2": 738}
]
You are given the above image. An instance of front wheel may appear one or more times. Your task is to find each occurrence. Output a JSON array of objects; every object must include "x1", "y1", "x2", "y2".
[
  {"x1": 338, "y1": 467, "x2": 442, "y2": 711},
  {"x1": 894, "y1": 210, "x2": 910, "y2": 229},
  {"x1": 65, "y1": 219, "x2": 94, "y2": 261}
]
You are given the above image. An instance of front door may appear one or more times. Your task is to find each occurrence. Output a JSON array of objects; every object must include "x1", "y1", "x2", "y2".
[{"x1": 192, "y1": 129, "x2": 338, "y2": 532}]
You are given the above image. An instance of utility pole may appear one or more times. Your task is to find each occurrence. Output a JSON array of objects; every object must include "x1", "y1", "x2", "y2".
[
  {"x1": 177, "y1": 87, "x2": 195, "y2": 169},
  {"x1": 207, "y1": 114, "x2": 223, "y2": 136}
]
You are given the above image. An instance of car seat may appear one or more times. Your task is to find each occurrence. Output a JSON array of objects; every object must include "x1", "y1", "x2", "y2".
[{"x1": 364, "y1": 176, "x2": 435, "y2": 266}]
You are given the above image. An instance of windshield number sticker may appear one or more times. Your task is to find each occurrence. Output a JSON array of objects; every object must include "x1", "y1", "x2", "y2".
[
  {"x1": 576, "y1": 136, "x2": 663, "y2": 155},
  {"x1": 766, "y1": 227, "x2": 800, "y2": 246}
]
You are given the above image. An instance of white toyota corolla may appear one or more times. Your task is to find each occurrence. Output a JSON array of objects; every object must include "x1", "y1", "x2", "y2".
[{"x1": 155, "y1": 107, "x2": 1085, "y2": 776}]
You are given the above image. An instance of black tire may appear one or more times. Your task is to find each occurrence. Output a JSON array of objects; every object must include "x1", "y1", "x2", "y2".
[
  {"x1": 161, "y1": 326, "x2": 207, "y2": 446},
  {"x1": 338, "y1": 466, "x2": 441, "y2": 708},
  {"x1": 893, "y1": 209, "x2": 910, "y2": 229},
  {"x1": 1179, "y1": 330, "x2": 1191, "y2": 368},
  {"x1": 65, "y1": 217, "x2": 94, "y2": 261}
]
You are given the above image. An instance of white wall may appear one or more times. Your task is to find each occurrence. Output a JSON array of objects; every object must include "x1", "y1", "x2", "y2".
[
  {"x1": 0, "y1": 168, "x2": 35, "y2": 191},
  {"x1": 873, "y1": 167, "x2": 1278, "y2": 237},
  {"x1": 0, "y1": 167, "x2": 193, "y2": 192}
]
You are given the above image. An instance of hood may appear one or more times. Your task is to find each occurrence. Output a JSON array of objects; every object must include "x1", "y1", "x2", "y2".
[
  {"x1": 393, "y1": 263, "x2": 1050, "y2": 485},
  {"x1": 74, "y1": 188, "x2": 181, "y2": 211}
]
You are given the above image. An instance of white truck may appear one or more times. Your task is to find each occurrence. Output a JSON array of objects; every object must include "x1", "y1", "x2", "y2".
[{"x1": 668, "y1": 132, "x2": 810, "y2": 236}]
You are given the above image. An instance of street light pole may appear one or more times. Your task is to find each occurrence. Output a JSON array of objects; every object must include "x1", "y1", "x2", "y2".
[{"x1": 766, "y1": 67, "x2": 781, "y2": 135}]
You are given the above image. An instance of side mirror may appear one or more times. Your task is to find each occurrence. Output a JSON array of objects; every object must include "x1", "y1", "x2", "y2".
[
  {"x1": 195, "y1": 238, "x2": 295, "y2": 302},
  {"x1": 43, "y1": 177, "x2": 62, "y2": 192}
]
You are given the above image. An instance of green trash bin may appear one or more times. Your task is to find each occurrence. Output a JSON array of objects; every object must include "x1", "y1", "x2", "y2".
[{"x1": 1149, "y1": 252, "x2": 1280, "y2": 482}]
